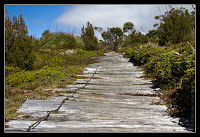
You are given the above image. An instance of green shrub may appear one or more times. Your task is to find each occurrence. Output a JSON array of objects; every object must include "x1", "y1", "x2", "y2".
[
  {"x1": 5, "y1": 49, "x2": 103, "y2": 95},
  {"x1": 5, "y1": 65, "x2": 21, "y2": 76},
  {"x1": 5, "y1": 10, "x2": 35, "y2": 70},
  {"x1": 81, "y1": 21, "x2": 98, "y2": 51},
  {"x1": 75, "y1": 49, "x2": 86, "y2": 55},
  {"x1": 124, "y1": 42, "x2": 195, "y2": 117},
  {"x1": 155, "y1": 8, "x2": 194, "y2": 46},
  {"x1": 39, "y1": 32, "x2": 87, "y2": 50},
  {"x1": 127, "y1": 44, "x2": 164, "y2": 66}
]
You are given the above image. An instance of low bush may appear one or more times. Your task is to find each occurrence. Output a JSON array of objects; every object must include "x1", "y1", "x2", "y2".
[
  {"x1": 5, "y1": 47, "x2": 104, "y2": 121},
  {"x1": 39, "y1": 32, "x2": 85, "y2": 50},
  {"x1": 123, "y1": 42, "x2": 195, "y2": 117},
  {"x1": 5, "y1": 49, "x2": 103, "y2": 95}
]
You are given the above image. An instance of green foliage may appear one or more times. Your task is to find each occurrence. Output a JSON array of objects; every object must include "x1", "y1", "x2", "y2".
[
  {"x1": 5, "y1": 6, "x2": 195, "y2": 120},
  {"x1": 155, "y1": 7, "x2": 194, "y2": 45},
  {"x1": 5, "y1": 10, "x2": 35, "y2": 70},
  {"x1": 39, "y1": 32, "x2": 82, "y2": 49},
  {"x1": 74, "y1": 36, "x2": 85, "y2": 49},
  {"x1": 5, "y1": 31, "x2": 103, "y2": 121},
  {"x1": 132, "y1": 31, "x2": 149, "y2": 43},
  {"x1": 5, "y1": 65, "x2": 21, "y2": 76},
  {"x1": 127, "y1": 44, "x2": 162, "y2": 66},
  {"x1": 6, "y1": 65, "x2": 72, "y2": 91},
  {"x1": 123, "y1": 22, "x2": 134, "y2": 33},
  {"x1": 101, "y1": 27, "x2": 123, "y2": 51},
  {"x1": 81, "y1": 21, "x2": 98, "y2": 51},
  {"x1": 5, "y1": 12, "x2": 103, "y2": 121},
  {"x1": 121, "y1": 7, "x2": 195, "y2": 117},
  {"x1": 122, "y1": 30, "x2": 149, "y2": 47},
  {"x1": 124, "y1": 42, "x2": 195, "y2": 117},
  {"x1": 42, "y1": 30, "x2": 50, "y2": 38},
  {"x1": 101, "y1": 29, "x2": 113, "y2": 45},
  {"x1": 5, "y1": 49, "x2": 103, "y2": 94},
  {"x1": 146, "y1": 29, "x2": 159, "y2": 43},
  {"x1": 75, "y1": 48, "x2": 86, "y2": 55}
]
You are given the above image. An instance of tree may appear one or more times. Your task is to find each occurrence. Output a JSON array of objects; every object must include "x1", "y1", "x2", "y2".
[
  {"x1": 101, "y1": 29, "x2": 113, "y2": 45},
  {"x1": 123, "y1": 22, "x2": 135, "y2": 34},
  {"x1": 146, "y1": 29, "x2": 159, "y2": 43},
  {"x1": 155, "y1": 7, "x2": 193, "y2": 45},
  {"x1": 5, "y1": 9, "x2": 35, "y2": 70},
  {"x1": 101, "y1": 27, "x2": 123, "y2": 51},
  {"x1": 42, "y1": 30, "x2": 50, "y2": 39},
  {"x1": 81, "y1": 21, "x2": 98, "y2": 51},
  {"x1": 5, "y1": 10, "x2": 13, "y2": 61},
  {"x1": 94, "y1": 26, "x2": 103, "y2": 32}
]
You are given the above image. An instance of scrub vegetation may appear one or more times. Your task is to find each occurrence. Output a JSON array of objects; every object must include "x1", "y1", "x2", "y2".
[
  {"x1": 118, "y1": 7, "x2": 195, "y2": 118},
  {"x1": 5, "y1": 5, "x2": 195, "y2": 122},
  {"x1": 5, "y1": 10, "x2": 103, "y2": 122}
]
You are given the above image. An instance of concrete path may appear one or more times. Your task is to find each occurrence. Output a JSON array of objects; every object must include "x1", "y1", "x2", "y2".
[{"x1": 5, "y1": 52, "x2": 190, "y2": 133}]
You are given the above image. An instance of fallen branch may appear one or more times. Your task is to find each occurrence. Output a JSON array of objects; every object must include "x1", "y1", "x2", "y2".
[
  {"x1": 26, "y1": 111, "x2": 51, "y2": 132},
  {"x1": 26, "y1": 62, "x2": 100, "y2": 132},
  {"x1": 26, "y1": 94, "x2": 73, "y2": 132}
]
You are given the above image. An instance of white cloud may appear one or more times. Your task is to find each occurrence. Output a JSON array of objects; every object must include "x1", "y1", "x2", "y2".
[{"x1": 56, "y1": 4, "x2": 193, "y2": 40}]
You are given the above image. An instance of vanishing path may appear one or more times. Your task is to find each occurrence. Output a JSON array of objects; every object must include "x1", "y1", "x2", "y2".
[{"x1": 5, "y1": 52, "x2": 189, "y2": 132}]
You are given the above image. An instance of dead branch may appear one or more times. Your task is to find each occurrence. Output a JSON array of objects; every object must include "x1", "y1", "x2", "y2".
[
  {"x1": 26, "y1": 95, "x2": 72, "y2": 132},
  {"x1": 26, "y1": 61, "x2": 99, "y2": 132}
]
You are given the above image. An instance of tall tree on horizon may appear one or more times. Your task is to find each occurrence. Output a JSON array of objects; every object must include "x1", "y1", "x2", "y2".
[
  {"x1": 81, "y1": 21, "x2": 98, "y2": 51},
  {"x1": 155, "y1": 7, "x2": 194, "y2": 46},
  {"x1": 5, "y1": 9, "x2": 35, "y2": 70},
  {"x1": 123, "y1": 22, "x2": 135, "y2": 34},
  {"x1": 101, "y1": 27, "x2": 123, "y2": 51}
]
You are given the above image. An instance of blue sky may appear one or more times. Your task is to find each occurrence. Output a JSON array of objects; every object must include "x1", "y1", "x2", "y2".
[
  {"x1": 5, "y1": 5, "x2": 77, "y2": 38},
  {"x1": 5, "y1": 4, "x2": 194, "y2": 40}
]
